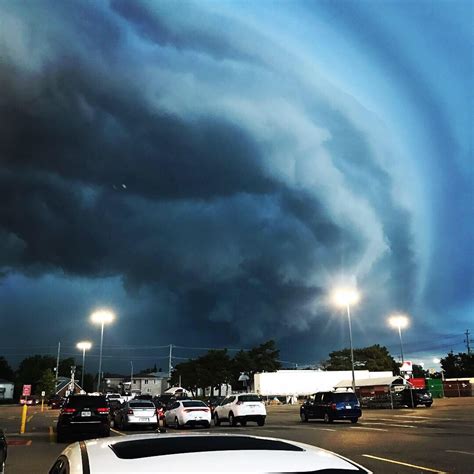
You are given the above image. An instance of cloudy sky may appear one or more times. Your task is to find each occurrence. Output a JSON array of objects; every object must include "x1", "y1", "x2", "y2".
[{"x1": 0, "y1": 0, "x2": 472, "y2": 372}]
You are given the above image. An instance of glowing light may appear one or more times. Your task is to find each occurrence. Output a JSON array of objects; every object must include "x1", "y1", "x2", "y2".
[
  {"x1": 388, "y1": 314, "x2": 409, "y2": 329},
  {"x1": 76, "y1": 341, "x2": 92, "y2": 351},
  {"x1": 90, "y1": 309, "x2": 115, "y2": 325},
  {"x1": 332, "y1": 288, "x2": 360, "y2": 307},
  {"x1": 433, "y1": 358, "x2": 441, "y2": 364}
]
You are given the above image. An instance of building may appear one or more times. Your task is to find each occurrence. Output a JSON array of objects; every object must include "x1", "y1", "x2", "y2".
[
  {"x1": 0, "y1": 380, "x2": 14, "y2": 400},
  {"x1": 254, "y1": 370, "x2": 393, "y2": 397},
  {"x1": 104, "y1": 373, "x2": 169, "y2": 397},
  {"x1": 55, "y1": 377, "x2": 83, "y2": 397}
]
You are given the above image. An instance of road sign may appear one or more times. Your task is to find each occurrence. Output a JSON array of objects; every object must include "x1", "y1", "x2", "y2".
[
  {"x1": 41, "y1": 391, "x2": 46, "y2": 397},
  {"x1": 22, "y1": 385, "x2": 31, "y2": 396},
  {"x1": 400, "y1": 360, "x2": 413, "y2": 373}
]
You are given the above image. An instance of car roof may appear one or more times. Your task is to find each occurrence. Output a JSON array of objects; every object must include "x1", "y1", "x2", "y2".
[{"x1": 73, "y1": 433, "x2": 369, "y2": 472}]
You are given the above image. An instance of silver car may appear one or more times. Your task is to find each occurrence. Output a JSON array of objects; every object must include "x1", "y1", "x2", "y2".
[{"x1": 114, "y1": 400, "x2": 158, "y2": 430}]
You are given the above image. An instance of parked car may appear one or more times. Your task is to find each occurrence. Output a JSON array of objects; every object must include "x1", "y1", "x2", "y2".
[
  {"x1": 105, "y1": 393, "x2": 124, "y2": 404},
  {"x1": 0, "y1": 429, "x2": 7, "y2": 474},
  {"x1": 164, "y1": 400, "x2": 211, "y2": 428},
  {"x1": 206, "y1": 396, "x2": 225, "y2": 414},
  {"x1": 20, "y1": 396, "x2": 40, "y2": 406},
  {"x1": 300, "y1": 391, "x2": 361, "y2": 424},
  {"x1": 49, "y1": 433, "x2": 372, "y2": 473},
  {"x1": 214, "y1": 393, "x2": 266, "y2": 427},
  {"x1": 49, "y1": 396, "x2": 65, "y2": 409},
  {"x1": 114, "y1": 400, "x2": 158, "y2": 430},
  {"x1": 395, "y1": 388, "x2": 433, "y2": 408},
  {"x1": 56, "y1": 395, "x2": 111, "y2": 442},
  {"x1": 107, "y1": 399, "x2": 123, "y2": 419}
]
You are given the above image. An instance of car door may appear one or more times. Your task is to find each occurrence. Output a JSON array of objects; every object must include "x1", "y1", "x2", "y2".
[
  {"x1": 216, "y1": 397, "x2": 229, "y2": 419},
  {"x1": 314, "y1": 393, "x2": 325, "y2": 419},
  {"x1": 165, "y1": 402, "x2": 179, "y2": 425}
]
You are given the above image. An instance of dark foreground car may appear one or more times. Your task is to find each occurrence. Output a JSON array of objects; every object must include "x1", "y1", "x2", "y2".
[
  {"x1": 300, "y1": 391, "x2": 361, "y2": 423},
  {"x1": 396, "y1": 388, "x2": 433, "y2": 408},
  {"x1": 56, "y1": 395, "x2": 110, "y2": 442},
  {"x1": 0, "y1": 429, "x2": 7, "y2": 474},
  {"x1": 49, "y1": 433, "x2": 372, "y2": 473}
]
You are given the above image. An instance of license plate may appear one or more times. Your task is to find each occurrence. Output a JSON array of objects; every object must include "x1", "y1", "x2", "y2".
[
  {"x1": 139, "y1": 417, "x2": 150, "y2": 421},
  {"x1": 345, "y1": 405, "x2": 351, "y2": 409},
  {"x1": 82, "y1": 411, "x2": 91, "y2": 417}
]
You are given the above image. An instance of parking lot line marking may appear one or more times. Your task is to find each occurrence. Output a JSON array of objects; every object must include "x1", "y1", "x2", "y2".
[
  {"x1": 49, "y1": 426, "x2": 54, "y2": 443},
  {"x1": 351, "y1": 426, "x2": 388, "y2": 432},
  {"x1": 26, "y1": 415, "x2": 33, "y2": 422},
  {"x1": 445, "y1": 449, "x2": 474, "y2": 456},
  {"x1": 26, "y1": 440, "x2": 32, "y2": 446},
  {"x1": 363, "y1": 422, "x2": 416, "y2": 428},
  {"x1": 110, "y1": 428, "x2": 126, "y2": 436},
  {"x1": 362, "y1": 454, "x2": 447, "y2": 473}
]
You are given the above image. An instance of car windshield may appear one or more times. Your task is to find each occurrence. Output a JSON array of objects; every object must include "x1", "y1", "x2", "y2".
[
  {"x1": 238, "y1": 395, "x2": 262, "y2": 402},
  {"x1": 182, "y1": 401, "x2": 207, "y2": 407},
  {"x1": 66, "y1": 396, "x2": 107, "y2": 409},
  {"x1": 332, "y1": 393, "x2": 358, "y2": 402},
  {"x1": 130, "y1": 402, "x2": 155, "y2": 408}
]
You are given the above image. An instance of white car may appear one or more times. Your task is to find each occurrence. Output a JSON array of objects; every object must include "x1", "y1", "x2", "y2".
[
  {"x1": 164, "y1": 399, "x2": 211, "y2": 428},
  {"x1": 49, "y1": 433, "x2": 372, "y2": 473},
  {"x1": 214, "y1": 393, "x2": 266, "y2": 426},
  {"x1": 114, "y1": 400, "x2": 158, "y2": 430},
  {"x1": 105, "y1": 393, "x2": 124, "y2": 404}
]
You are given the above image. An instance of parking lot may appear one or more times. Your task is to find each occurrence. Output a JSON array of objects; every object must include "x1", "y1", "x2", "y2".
[{"x1": 1, "y1": 397, "x2": 474, "y2": 473}]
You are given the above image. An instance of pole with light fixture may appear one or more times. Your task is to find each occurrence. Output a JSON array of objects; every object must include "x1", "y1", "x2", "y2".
[
  {"x1": 332, "y1": 288, "x2": 360, "y2": 394},
  {"x1": 388, "y1": 314, "x2": 409, "y2": 364},
  {"x1": 76, "y1": 341, "x2": 92, "y2": 390},
  {"x1": 90, "y1": 310, "x2": 115, "y2": 392}
]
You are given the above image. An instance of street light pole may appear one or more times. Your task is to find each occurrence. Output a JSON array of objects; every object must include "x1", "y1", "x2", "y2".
[
  {"x1": 76, "y1": 342, "x2": 92, "y2": 391},
  {"x1": 346, "y1": 303, "x2": 356, "y2": 394},
  {"x1": 90, "y1": 309, "x2": 115, "y2": 393},
  {"x1": 397, "y1": 325, "x2": 405, "y2": 364},
  {"x1": 97, "y1": 322, "x2": 105, "y2": 392}
]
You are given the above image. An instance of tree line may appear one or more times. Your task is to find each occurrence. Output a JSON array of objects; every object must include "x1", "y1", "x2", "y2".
[{"x1": 170, "y1": 340, "x2": 281, "y2": 395}]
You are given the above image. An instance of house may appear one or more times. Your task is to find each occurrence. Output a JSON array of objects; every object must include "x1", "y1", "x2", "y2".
[
  {"x1": 103, "y1": 373, "x2": 169, "y2": 397},
  {"x1": 0, "y1": 380, "x2": 14, "y2": 400}
]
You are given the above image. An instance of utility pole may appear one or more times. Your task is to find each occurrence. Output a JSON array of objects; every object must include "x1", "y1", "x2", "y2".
[
  {"x1": 130, "y1": 361, "x2": 133, "y2": 393},
  {"x1": 168, "y1": 344, "x2": 173, "y2": 387},
  {"x1": 464, "y1": 329, "x2": 472, "y2": 354},
  {"x1": 55, "y1": 342, "x2": 61, "y2": 382}
]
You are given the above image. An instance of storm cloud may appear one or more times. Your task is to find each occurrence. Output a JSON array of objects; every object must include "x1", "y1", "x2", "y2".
[{"x1": 0, "y1": 0, "x2": 471, "y2": 367}]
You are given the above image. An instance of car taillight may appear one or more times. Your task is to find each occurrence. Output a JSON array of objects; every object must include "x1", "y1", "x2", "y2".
[
  {"x1": 156, "y1": 408, "x2": 164, "y2": 417},
  {"x1": 330, "y1": 403, "x2": 337, "y2": 410},
  {"x1": 62, "y1": 408, "x2": 76, "y2": 414},
  {"x1": 127, "y1": 409, "x2": 133, "y2": 414},
  {"x1": 96, "y1": 407, "x2": 109, "y2": 414},
  {"x1": 236, "y1": 401, "x2": 243, "y2": 405}
]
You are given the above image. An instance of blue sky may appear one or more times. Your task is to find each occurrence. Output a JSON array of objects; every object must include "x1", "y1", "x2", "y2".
[{"x1": 0, "y1": 0, "x2": 472, "y2": 372}]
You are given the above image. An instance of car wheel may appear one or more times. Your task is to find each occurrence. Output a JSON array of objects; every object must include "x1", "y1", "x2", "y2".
[
  {"x1": 229, "y1": 412, "x2": 237, "y2": 427},
  {"x1": 257, "y1": 417, "x2": 265, "y2": 427},
  {"x1": 175, "y1": 417, "x2": 183, "y2": 429},
  {"x1": 300, "y1": 411, "x2": 309, "y2": 422},
  {"x1": 323, "y1": 413, "x2": 333, "y2": 424},
  {"x1": 102, "y1": 427, "x2": 111, "y2": 437},
  {"x1": 425, "y1": 403, "x2": 432, "y2": 408},
  {"x1": 240, "y1": 419, "x2": 247, "y2": 427},
  {"x1": 203, "y1": 421, "x2": 210, "y2": 429},
  {"x1": 214, "y1": 413, "x2": 221, "y2": 426},
  {"x1": 351, "y1": 418, "x2": 358, "y2": 424}
]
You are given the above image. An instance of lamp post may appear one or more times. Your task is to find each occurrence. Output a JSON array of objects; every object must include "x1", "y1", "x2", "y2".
[
  {"x1": 76, "y1": 341, "x2": 92, "y2": 390},
  {"x1": 332, "y1": 288, "x2": 360, "y2": 393},
  {"x1": 388, "y1": 314, "x2": 409, "y2": 364},
  {"x1": 91, "y1": 309, "x2": 115, "y2": 392}
]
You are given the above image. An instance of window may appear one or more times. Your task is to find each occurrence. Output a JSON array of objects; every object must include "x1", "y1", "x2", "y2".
[
  {"x1": 238, "y1": 395, "x2": 262, "y2": 403},
  {"x1": 182, "y1": 401, "x2": 207, "y2": 407},
  {"x1": 313, "y1": 393, "x2": 322, "y2": 403},
  {"x1": 133, "y1": 380, "x2": 136, "y2": 384},
  {"x1": 144, "y1": 380, "x2": 148, "y2": 384}
]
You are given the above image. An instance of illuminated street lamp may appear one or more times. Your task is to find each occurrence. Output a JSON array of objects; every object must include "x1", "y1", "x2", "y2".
[
  {"x1": 91, "y1": 310, "x2": 115, "y2": 392},
  {"x1": 388, "y1": 314, "x2": 409, "y2": 364},
  {"x1": 76, "y1": 341, "x2": 92, "y2": 389},
  {"x1": 332, "y1": 288, "x2": 360, "y2": 393}
]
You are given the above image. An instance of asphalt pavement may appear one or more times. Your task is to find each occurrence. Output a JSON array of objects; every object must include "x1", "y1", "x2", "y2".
[{"x1": 1, "y1": 397, "x2": 473, "y2": 473}]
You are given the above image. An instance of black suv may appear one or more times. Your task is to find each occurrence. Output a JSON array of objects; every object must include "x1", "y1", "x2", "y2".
[
  {"x1": 300, "y1": 391, "x2": 362, "y2": 423},
  {"x1": 56, "y1": 395, "x2": 111, "y2": 442}
]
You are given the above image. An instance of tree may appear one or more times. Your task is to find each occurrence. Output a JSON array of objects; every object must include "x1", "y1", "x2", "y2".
[
  {"x1": 58, "y1": 358, "x2": 76, "y2": 378},
  {"x1": 441, "y1": 352, "x2": 474, "y2": 378},
  {"x1": 16, "y1": 355, "x2": 56, "y2": 388},
  {"x1": 325, "y1": 345, "x2": 398, "y2": 373},
  {"x1": 0, "y1": 356, "x2": 14, "y2": 381},
  {"x1": 36, "y1": 369, "x2": 56, "y2": 397}
]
